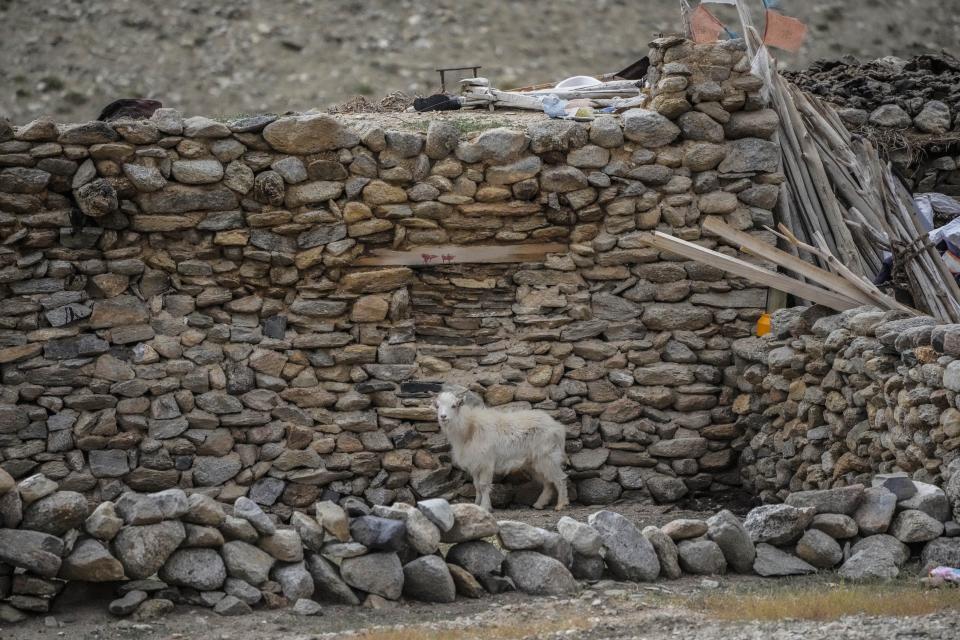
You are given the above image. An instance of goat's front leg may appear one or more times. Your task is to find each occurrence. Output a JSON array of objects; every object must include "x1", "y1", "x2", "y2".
[{"x1": 474, "y1": 466, "x2": 494, "y2": 512}]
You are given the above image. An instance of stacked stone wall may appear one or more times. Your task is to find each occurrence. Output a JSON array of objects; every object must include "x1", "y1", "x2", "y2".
[
  {"x1": 0, "y1": 37, "x2": 784, "y2": 518},
  {"x1": 734, "y1": 305, "x2": 960, "y2": 503}
]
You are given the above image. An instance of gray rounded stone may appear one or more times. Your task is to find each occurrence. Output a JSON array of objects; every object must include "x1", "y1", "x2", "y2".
[
  {"x1": 677, "y1": 539, "x2": 727, "y2": 575},
  {"x1": 503, "y1": 551, "x2": 577, "y2": 596},
  {"x1": 160, "y1": 548, "x2": 226, "y2": 590},
  {"x1": 794, "y1": 529, "x2": 842, "y2": 569},
  {"x1": 588, "y1": 510, "x2": 660, "y2": 581},
  {"x1": 402, "y1": 555, "x2": 456, "y2": 603},
  {"x1": 340, "y1": 552, "x2": 404, "y2": 600}
]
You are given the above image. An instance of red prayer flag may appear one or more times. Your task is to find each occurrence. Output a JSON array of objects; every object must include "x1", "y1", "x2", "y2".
[
  {"x1": 762, "y1": 9, "x2": 808, "y2": 52},
  {"x1": 690, "y1": 5, "x2": 724, "y2": 44}
]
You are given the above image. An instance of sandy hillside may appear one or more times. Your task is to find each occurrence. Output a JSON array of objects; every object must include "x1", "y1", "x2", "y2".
[{"x1": 1, "y1": 0, "x2": 959, "y2": 124}]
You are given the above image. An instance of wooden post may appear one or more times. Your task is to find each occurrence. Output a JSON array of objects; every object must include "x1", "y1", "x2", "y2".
[
  {"x1": 680, "y1": 0, "x2": 693, "y2": 39},
  {"x1": 733, "y1": 0, "x2": 761, "y2": 56}
]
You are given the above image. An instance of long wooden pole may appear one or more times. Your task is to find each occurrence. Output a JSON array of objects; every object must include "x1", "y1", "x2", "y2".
[{"x1": 639, "y1": 232, "x2": 860, "y2": 311}]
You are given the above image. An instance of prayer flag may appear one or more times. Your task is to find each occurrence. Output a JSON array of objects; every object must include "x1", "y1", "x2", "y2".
[
  {"x1": 691, "y1": 5, "x2": 725, "y2": 44},
  {"x1": 762, "y1": 9, "x2": 808, "y2": 52}
]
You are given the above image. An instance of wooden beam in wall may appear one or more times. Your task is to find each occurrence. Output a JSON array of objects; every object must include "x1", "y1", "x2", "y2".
[{"x1": 353, "y1": 243, "x2": 568, "y2": 267}]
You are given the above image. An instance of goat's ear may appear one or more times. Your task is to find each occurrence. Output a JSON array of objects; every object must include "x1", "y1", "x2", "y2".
[{"x1": 453, "y1": 393, "x2": 464, "y2": 408}]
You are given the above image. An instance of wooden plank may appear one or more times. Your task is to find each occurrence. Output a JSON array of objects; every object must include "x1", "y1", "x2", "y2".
[
  {"x1": 353, "y1": 243, "x2": 568, "y2": 267},
  {"x1": 703, "y1": 217, "x2": 878, "y2": 306},
  {"x1": 639, "y1": 232, "x2": 860, "y2": 311}
]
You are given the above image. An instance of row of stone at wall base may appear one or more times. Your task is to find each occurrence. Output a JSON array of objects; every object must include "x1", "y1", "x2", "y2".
[{"x1": 2, "y1": 475, "x2": 960, "y2": 622}]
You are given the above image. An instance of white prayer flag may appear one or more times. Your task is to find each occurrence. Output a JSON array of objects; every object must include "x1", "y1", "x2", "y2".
[{"x1": 702, "y1": 0, "x2": 737, "y2": 4}]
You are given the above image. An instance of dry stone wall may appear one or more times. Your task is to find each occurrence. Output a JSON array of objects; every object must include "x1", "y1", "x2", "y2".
[
  {"x1": 733, "y1": 304, "x2": 960, "y2": 509},
  {"x1": 0, "y1": 36, "x2": 783, "y2": 517},
  {"x1": 2, "y1": 474, "x2": 959, "y2": 622}
]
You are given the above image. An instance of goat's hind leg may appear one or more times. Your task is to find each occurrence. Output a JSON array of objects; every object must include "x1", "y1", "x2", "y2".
[
  {"x1": 531, "y1": 469, "x2": 555, "y2": 510},
  {"x1": 536, "y1": 456, "x2": 568, "y2": 511},
  {"x1": 551, "y1": 466, "x2": 569, "y2": 511}
]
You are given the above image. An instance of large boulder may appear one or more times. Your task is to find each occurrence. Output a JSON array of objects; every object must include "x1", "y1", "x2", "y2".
[
  {"x1": 850, "y1": 534, "x2": 910, "y2": 567},
  {"x1": 898, "y1": 482, "x2": 951, "y2": 522},
  {"x1": 888, "y1": 510, "x2": 944, "y2": 543},
  {"x1": 706, "y1": 510, "x2": 755, "y2": 573},
  {"x1": 557, "y1": 516, "x2": 603, "y2": 556},
  {"x1": 291, "y1": 513, "x2": 325, "y2": 553},
  {"x1": 588, "y1": 510, "x2": 660, "y2": 581},
  {"x1": 661, "y1": 518, "x2": 708, "y2": 541},
  {"x1": 402, "y1": 555, "x2": 456, "y2": 603},
  {"x1": 752, "y1": 543, "x2": 816, "y2": 577},
  {"x1": 160, "y1": 548, "x2": 226, "y2": 591},
  {"x1": 259, "y1": 529, "x2": 304, "y2": 562},
  {"x1": 85, "y1": 502, "x2": 123, "y2": 540},
  {"x1": 59, "y1": 538, "x2": 126, "y2": 582},
  {"x1": 20, "y1": 491, "x2": 88, "y2": 535},
  {"x1": 115, "y1": 489, "x2": 189, "y2": 525},
  {"x1": 676, "y1": 539, "x2": 727, "y2": 575},
  {"x1": 404, "y1": 509, "x2": 441, "y2": 555},
  {"x1": 838, "y1": 548, "x2": 899, "y2": 581},
  {"x1": 784, "y1": 485, "x2": 864, "y2": 515},
  {"x1": 914, "y1": 101, "x2": 952, "y2": 135},
  {"x1": 349, "y1": 516, "x2": 406, "y2": 551},
  {"x1": 641, "y1": 526, "x2": 682, "y2": 579},
  {"x1": 445, "y1": 540, "x2": 504, "y2": 579},
  {"x1": 794, "y1": 529, "x2": 842, "y2": 569},
  {"x1": 233, "y1": 496, "x2": 276, "y2": 535},
  {"x1": 0, "y1": 529, "x2": 64, "y2": 577},
  {"x1": 440, "y1": 504, "x2": 498, "y2": 543},
  {"x1": 340, "y1": 552, "x2": 404, "y2": 600},
  {"x1": 417, "y1": 499, "x2": 455, "y2": 532},
  {"x1": 263, "y1": 114, "x2": 359, "y2": 154},
  {"x1": 498, "y1": 520, "x2": 550, "y2": 550},
  {"x1": 920, "y1": 537, "x2": 960, "y2": 572},
  {"x1": 0, "y1": 468, "x2": 14, "y2": 495},
  {"x1": 221, "y1": 540, "x2": 275, "y2": 585},
  {"x1": 306, "y1": 553, "x2": 360, "y2": 605},
  {"x1": 272, "y1": 561, "x2": 315, "y2": 600},
  {"x1": 810, "y1": 514, "x2": 858, "y2": 539},
  {"x1": 316, "y1": 501, "x2": 351, "y2": 541},
  {"x1": 185, "y1": 493, "x2": 226, "y2": 526},
  {"x1": 743, "y1": 504, "x2": 815, "y2": 545},
  {"x1": 947, "y1": 470, "x2": 960, "y2": 523},
  {"x1": 503, "y1": 551, "x2": 577, "y2": 596},
  {"x1": 854, "y1": 487, "x2": 897, "y2": 535},
  {"x1": 622, "y1": 109, "x2": 681, "y2": 147},
  {"x1": 113, "y1": 520, "x2": 186, "y2": 579}
]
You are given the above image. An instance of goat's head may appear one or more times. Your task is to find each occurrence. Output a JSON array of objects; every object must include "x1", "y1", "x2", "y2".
[{"x1": 433, "y1": 391, "x2": 464, "y2": 426}]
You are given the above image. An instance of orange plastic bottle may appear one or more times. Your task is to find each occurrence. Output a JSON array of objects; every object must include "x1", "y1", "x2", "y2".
[{"x1": 756, "y1": 312, "x2": 771, "y2": 337}]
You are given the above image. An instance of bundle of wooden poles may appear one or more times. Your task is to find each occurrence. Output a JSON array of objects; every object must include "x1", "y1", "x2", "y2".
[
  {"x1": 767, "y1": 70, "x2": 960, "y2": 322},
  {"x1": 642, "y1": 1, "x2": 960, "y2": 322}
]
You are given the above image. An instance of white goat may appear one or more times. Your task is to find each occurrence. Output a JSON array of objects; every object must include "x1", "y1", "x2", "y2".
[{"x1": 433, "y1": 390, "x2": 569, "y2": 512}]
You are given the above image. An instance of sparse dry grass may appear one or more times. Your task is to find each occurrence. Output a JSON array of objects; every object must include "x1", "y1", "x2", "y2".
[
  {"x1": 329, "y1": 616, "x2": 590, "y2": 640},
  {"x1": 697, "y1": 583, "x2": 960, "y2": 621}
]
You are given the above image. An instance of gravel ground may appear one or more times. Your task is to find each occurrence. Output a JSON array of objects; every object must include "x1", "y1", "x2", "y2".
[
  {"x1": 2, "y1": 0, "x2": 959, "y2": 124},
  {"x1": 7, "y1": 574, "x2": 958, "y2": 640}
]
